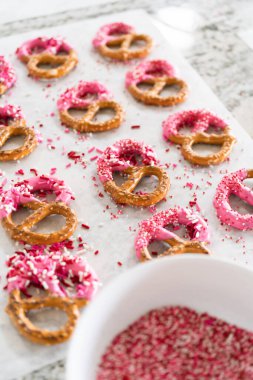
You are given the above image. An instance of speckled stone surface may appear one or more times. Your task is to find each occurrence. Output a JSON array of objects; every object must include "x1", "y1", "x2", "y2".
[{"x1": 1, "y1": 0, "x2": 251, "y2": 378}]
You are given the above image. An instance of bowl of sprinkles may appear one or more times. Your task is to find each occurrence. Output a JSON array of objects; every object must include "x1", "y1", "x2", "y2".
[{"x1": 67, "y1": 255, "x2": 253, "y2": 380}]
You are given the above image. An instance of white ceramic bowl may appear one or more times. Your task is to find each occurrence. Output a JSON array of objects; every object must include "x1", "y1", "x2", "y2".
[{"x1": 67, "y1": 255, "x2": 253, "y2": 380}]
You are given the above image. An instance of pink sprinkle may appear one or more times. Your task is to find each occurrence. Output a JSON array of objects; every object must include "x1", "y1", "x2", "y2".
[
  {"x1": 97, "y1": 306, "x2": 253, "y2": 379},
  {"x1": 88, "y1": 147, "x2": 95, "y2": 153},
  {"x1": 117, "y1": 261, "x2": 122, "y2": 266},
  {"x1": 90, "y1": 155, "x2": 98, "y2": 162},
  {"x1": 15, "y1": 169, "x2": 24, "y2": 176}
]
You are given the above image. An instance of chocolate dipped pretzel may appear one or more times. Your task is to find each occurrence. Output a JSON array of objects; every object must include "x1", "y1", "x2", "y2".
[
  {"x1": 5, "y1": 247, "x2": 99, "y2": 345},
  {"x1": 93, "y1": 22, "x2": 152, "y2": 61},
  {"x1": 0, "y1": 175, "x2": 77, "y2": 244},
  {"x1": 0, "y1": 105, "x2": 38, "y2": 161},
  {"x1": 135, "y1": 207, "x2": 210, "y2": 261},
  {"x1": 163, "y1": 110, "x2": 236, "y2": 166},
  {"x1": 126, "y1": 60, "x2": 188, "y2": 106},
  {"x1": 0, "y1": 56, "x2": 16, "y2": 95},
  {"x1": 97, "y1": 139, "x2": 170, "y2": 207},
  {"x1": 57, "y1": 81, "x2": 123, "y2": 132},
  {"x1": 16, "y1": 37, "x2": 78, "y2": 79}
]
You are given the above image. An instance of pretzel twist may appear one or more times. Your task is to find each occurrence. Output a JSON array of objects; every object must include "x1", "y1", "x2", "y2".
[
  {"x1": 0, "y1": 104, "x2": 38, "y2": 161},
  {"x1": 126, "y1": 60, "x2": 188, "y2": 106},
  {"x1": 135, "y1": 207, "x2": 210, "y2": 261},
  {"x1": 6, "y1": 289, "x2": 86, "y2": 345},
  {"x1": 0, "y1": 56, "x2": 16, "y2": 95},
  {"x1": 214, "y1": 169, "x2": 253, "y2": 230},
  {"x1": 93, "y1": 22, "x2": 152, "y2": 61},
  {"x1": 163, "y1": 110, "x2": 236, "y2": 166},
  {"x1": 58, "y1": 81, "x2": 123, "y2": 132},
  {"x1": 97, "y1": 139, "x2": 170, "y2": 207},
  {"x1": 16, "y1": 37, "x2": 78, "y2": 79},
  {"x1": 2, "y1": 200, "x2": 77, "y2": 245},
  {"x1": 0, "y1": 125, "x2": 37, "y2": 161}
]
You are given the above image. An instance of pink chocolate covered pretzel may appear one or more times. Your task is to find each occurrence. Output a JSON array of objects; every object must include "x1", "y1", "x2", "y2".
[
  {"x1": 214, "y1": 169, "x2": 253, "y2": 230},
  {"x1": 126, "y1": 60, "x2": 188, "y2": 106},
  {"x1": 16, "y1": 37, "x2": 78, "y2": 79},
  {"x1": 92, "y1": 22, "x2": 152, "y2": 61},
  {"x1": 5, "y1": 245, "x2": 99, "y2": 344},
  {"x1": 135, "y1": 207, "x2": 210, "y2": 261},
  {"x1": 1, "y1": 175, "x2": 77, "y2": 245},
  {"x1": 162, "y1": 109, "x2": 236, "y2": 166},
  {"x1": 97, "y1": 139, "x2": 170, "y2": 207},
  {"x1": 0, "y1": 56, "x2": 16, "y2": 95},
  {"x1": 57, "y1": 81, "x2": 123, "y2": 132}
]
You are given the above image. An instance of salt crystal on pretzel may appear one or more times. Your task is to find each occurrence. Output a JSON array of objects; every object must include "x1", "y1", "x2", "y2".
[
  {"x1": 97, "y1": 139, "x2": 170, "y2": 207},
  {"x1": 5, "y1": 246, "x2": 99, "y2": 344},
  {"x1": 93, "y1": 22, "x2": 152, "y2": 61},
  {"x1": 0, "y1": 56, "x2": 16, "y2": 95},
  {"x1": 16, "y1": 37, "x2": 78, "y2": 79},
  {"x1": 126, "y1": 60, "x2": 188, "y2": 106},
  {"x1": 135, "y1": 207, "x2": 210, "y2": 261},
  {"x1": 214, "y1": 168, "x2": 253, "y2": 230},
  {"x1": 57, "y1": 81, "x2": 123, "y2": 132},
  {"x1": 163, "y1": 109, "x2": 236, "y2": 166}
]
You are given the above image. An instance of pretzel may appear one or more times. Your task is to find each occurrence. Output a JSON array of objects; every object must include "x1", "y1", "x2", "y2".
[
  {"x1": 0, "y1": 175, "x2": 77, "y2": 244},
  {"x1": 5, "y1": 247, "x2": 99, "y2": 344},
  {"x1": 0, "y1": 56, "x2": 16, "y2": 95},
  {"x1": 0, "y1": 105, "x2": 38, "y2": 161},
  {"x1": 57, "y1": 81, "x2": 123, "y2": 132},
  {"x1": 92, "y1": 22, "x2": 152, "y2": 61},
  {"x1": 125, "y1": 60, "x2": 188, "y2": 106},
  {"x1": 214, "y1": 169, "x2": 253, "y2": 230},
  {"x1": 163, "y1": 110, "x2": 236, "y2": 166},
  {"x1": 16, "y1": 37, "x2": 78, "y2": 79},
  {"x1": 97, "y1": 139, "x2": 170, "y2": 207},
  {"x1": 135, "y1": 207, "x2": 210, "y2": 261}
]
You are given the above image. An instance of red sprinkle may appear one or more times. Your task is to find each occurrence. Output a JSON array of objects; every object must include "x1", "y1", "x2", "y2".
[
  {"x1": 97, "y1": 306, "x2": 253, "y2": 379},
  {"x1": 81, "y1": 224, "x2": 90, "y2": 230},
  {"x1": 131, "y1": 125, "x2": 140, "y2": 129}
]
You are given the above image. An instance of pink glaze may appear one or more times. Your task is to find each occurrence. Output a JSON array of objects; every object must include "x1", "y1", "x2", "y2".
[
  {"x1": 0, "y1": 56, "x2": 16, "y2": 90},
  {"x1": 135, "y1": 207, "x2": 209, "y2": 258},
  {"x1": 0, "y1": 175, "x2": 74, "y2": 219},
  {"x1": 92, "y1": 22, "x2": 134, "y2": 48},
  {"x1": 214, "y1": 168, "x2": 253, "y2": 230},
  {"x1": 16, "y1": 37, "x2": 72, "y2": 60},
  {"x1": 57, "y1": 81, "x2": 112, "y2": 111},
  {"x1": 163, "y1": 109, "x2": 228, "y2": 140},
  {"x1": 6, "y1": 246, "x2": 99, "y2": 300},
  {"x1": 0, "y1": 104, "x2": 24, "y2": 124},
  {"x1": 125, "y1": 60, "x2": 175, "y2": 88},
  {"x1": 97, "y1": 139, "x2": 159, "y2": 183}
]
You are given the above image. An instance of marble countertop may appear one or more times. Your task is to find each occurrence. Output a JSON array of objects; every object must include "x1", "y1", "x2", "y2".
[{"x1": 1, "y1": 0, "x2": 252, "y2": 378}]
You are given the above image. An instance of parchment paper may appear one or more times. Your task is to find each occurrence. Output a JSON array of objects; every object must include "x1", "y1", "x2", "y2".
[
  {"x1": 238, "y1": 28, "x2": 253, "y2": 50},
  {"x1": 0, "y1": 9, "x2": 253, "y2": 379}
]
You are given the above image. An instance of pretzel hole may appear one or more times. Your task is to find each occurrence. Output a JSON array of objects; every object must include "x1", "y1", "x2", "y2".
[
  {"x1": 106, "y1": 40, "x2": 123, "y2": 50},
  {"x1": 191, "y1": 143, "x2": 222, "y2": 156},
  {"x1": 37, "y1": 61, "x2": 63, "y2": 70},
  {"x1": 229, "y1": 191, "x2": 253, "y2": 216},
  {"x1": 27, "y1": 307, "x2": 68, "y2": 331},
  {"x1": 93, "y1": 107, "x2": 116, "y2": 123},
  {"x1": 133, "y1": 175, "x2": 159, "y2": 194},
  {"x1": 30, "y1": 214, "x2": 67, "y2": 234},
  {"x1": 129, "y1": 38, "x2": 147, "y2": 50},
  {"x1": 68, "y1": 108, "x2": 88, "y2": 120},
  {"x1": 147, "y1": 240, "x2": 173, "y2": 258},
  {"x1": 136, "y1": 82, "x2": 155, "y2": 92},
  {"x1": 158, "y1": 84, "x2": 182, "y2": 98},
  {"x1": 0, "y1": 135, "x2": 25, "y2": 151}
]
